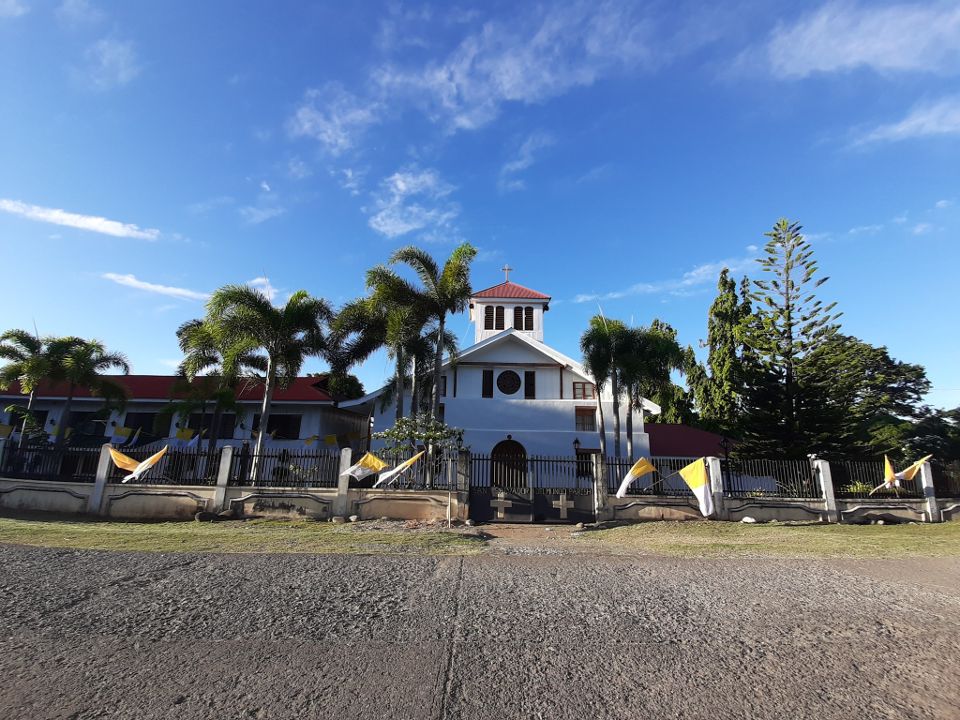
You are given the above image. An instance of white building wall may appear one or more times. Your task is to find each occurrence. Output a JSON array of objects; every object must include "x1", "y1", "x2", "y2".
[{"x1": 471, "y1": 300, "x2": 547, "y2": 343}]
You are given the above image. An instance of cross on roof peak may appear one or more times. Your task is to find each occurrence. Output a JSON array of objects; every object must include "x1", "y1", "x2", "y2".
[{"x1": 501, "y1": 264, "x2": 513, "y2": 281}]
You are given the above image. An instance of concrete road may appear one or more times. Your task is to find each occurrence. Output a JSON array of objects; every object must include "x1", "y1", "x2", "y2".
[{"x1": 1, "y1": 544, "x2": 958, "y2": 719}]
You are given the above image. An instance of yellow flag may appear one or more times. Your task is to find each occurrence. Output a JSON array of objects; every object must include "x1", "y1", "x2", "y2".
[
  {"x1": 109, "y1": 447, "x2": 141, "y2": 473},
  {"x1": 373, "y1": 451, "x2": 425, "y2": 487},
  {"x1": 900, "y1": 455, "x2": 932, "y2": 482},
  {"x1": 345, "y1": 451, "x2": 389, "y2": 479},
  {"x1": 175, "y1": 427, "x2": 195, "y2": 441},
  {"x1": 884, "y1": 455, "x2": 896, "y2": 484},
  {"x1": 324, "y1": 434, "x2": 338, "y2": 445},
  {"x1": 615, "y1": 457, "x2": 657, "y2": 498},
  {"x1": 679, "y1": 458, "x2": 713, "y2": 517}
]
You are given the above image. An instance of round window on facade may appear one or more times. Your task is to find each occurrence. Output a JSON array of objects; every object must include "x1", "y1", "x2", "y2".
[{"x1": 496, "y1": 370, "x2": 521, "y2": 395}]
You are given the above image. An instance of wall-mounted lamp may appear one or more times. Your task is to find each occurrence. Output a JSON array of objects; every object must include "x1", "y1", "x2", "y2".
[{"x1": 573, "y1": 437, "x2": 581, "y2": 452}]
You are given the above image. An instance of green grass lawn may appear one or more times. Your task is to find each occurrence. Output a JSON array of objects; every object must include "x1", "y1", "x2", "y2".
[
  {"x1": 581, "y1": 520, "x2": 960, "y2": 558},
  {"x1": 0, "y1": 516, "x2": 484, "y2": 556}
]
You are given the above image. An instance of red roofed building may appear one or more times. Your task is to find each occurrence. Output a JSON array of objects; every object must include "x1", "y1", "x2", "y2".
[
  {"x1": 469, "y1": 280, "x2": 551, "y2": 344},
  {"x1": 0, "y1": 375, "x2": 367, "y2": 449}
]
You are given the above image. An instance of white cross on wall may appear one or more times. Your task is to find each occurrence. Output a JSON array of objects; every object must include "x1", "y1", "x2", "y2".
[
  {"x1": 490, "y1": 490, "x2": 513, "y2": 519},
  {"x1": 552, "y1": 493, "x2": 575, "y2": 520}
]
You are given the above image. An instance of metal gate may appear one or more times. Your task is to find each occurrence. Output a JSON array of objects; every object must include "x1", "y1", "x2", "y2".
[{"x1": 468, "y1": 453, "x2": 595, "y2": 523}]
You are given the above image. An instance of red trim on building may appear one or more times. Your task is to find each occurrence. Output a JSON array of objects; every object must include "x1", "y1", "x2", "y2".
[
  {"x1": 472, "y1": 281, "x2": 551, "y2": 300},
  {"x1": 0, "y1": 375, "x2": 335, "y2": 403}
]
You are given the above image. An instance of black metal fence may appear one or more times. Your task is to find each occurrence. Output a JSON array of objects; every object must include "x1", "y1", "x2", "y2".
[
  {"x1": 228, "y1": 447, "x2": 341, "y2": 487},
  {"x1": 722, "y1": 458, "x2": 821, "y2": 498},
  {"x1": 830, "y1": 459, "x2": 923, "y2": 499},
  {"x1": 366, "y1": 449, "x2": 458, "y2": 490},
  {"x1": 1, "y1": 445, "x2": 100, "y2": 483},
  {"x1": 605, "y1": 456, "x2": 697, "y2": 496},
  {"x1": 932, "y1": 462, "x2": 960, "y2": 498},
  {"x1": 470, "y1": 453, "x2": 593, "y2": 492},
  {"x1": 107, "y1": 446, "x2": 222, "y2": 486}
]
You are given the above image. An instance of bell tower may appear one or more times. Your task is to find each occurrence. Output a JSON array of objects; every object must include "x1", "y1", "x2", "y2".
[{"x1": 468, "y1": 271, "x2": 551, "y2": 344}]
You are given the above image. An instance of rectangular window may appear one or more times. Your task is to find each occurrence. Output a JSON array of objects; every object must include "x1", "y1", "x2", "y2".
[
  {"x1": 440, "y1": 375, "x2": 447, "y2": 398},
  {"x1": 437, "y1": 403, "x2": 445, "y2": 422},
  {"x1": 484, "y1": 306, "x2": 494, "y2": 330},
  {"x1": 482, "y1": 369, "x2": 493, "y2": 398},
  {"x1": 524, "y1": 370, "x2": 536, "y2": 399},
  {"x1": 572, "y1": 382, "x2": 596, "y2": 400},
  {"x1": 124, "y1": 412, "x2": 161, "y2": 438},
  {"x1": 68, "y1": 411, "x2": 100, "y2": 436},
  {"x1": 494, "y1": 306, "x2": 504, "y2": 330},
  {"x1": 575, "y1": 407, "x2": 597, "y2": 432},
  {"x1": 188, "y1": 412, "x2": 237, "y2": 440},
  {"x1": 513, "y1": 306, "x2": 524, "y2": 330},
  {"x1": 253, "y1": 413, "x2": 303, "y2": 440},
  {"x1": 576, "y1": 449, "x2": 597, "y2": 478},
  {"x1": 524, "y1": 306, "x2": 534, "y2": 331}
]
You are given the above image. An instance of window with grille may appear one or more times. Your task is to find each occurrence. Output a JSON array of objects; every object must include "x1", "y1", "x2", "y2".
[
  {"x1": 513, "y1": 306, "x2": 523, "y2": 330},
  {"x1": 575, "y1": 407, "x2": 597, "y2": 432},
  {"x1": 495, "y1": 306, "x2": 504, "y2": 330},
  {"x1": 484, "y1": 306, "x2": 494, "y2": 330},
  {"x1": 253, "y1": 414, "x2": 303, "y2": 440},
  {"x1": 524, "y1": 306, "x2": 534, "y2": 330},
  {"x1": 440, "y1": 375, "x2": 447, "y2": 397},
  {"x1": 573, "y1": 382, "x2": 596, "y2": 400},
  {"x1": 524, "y1": 370, "x2": 536, "y2": 399}
]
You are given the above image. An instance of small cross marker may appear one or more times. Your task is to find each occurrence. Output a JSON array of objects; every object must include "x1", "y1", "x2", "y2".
[
  {"x1": 501, "y1": 264, "x2": 513, "y2": 281},
  {"x1": 490, "y1": 490, "x2": 513, "y2": 519},
  {"x1": 552, "y1": 492, "x2": 575, "y2": 520}
]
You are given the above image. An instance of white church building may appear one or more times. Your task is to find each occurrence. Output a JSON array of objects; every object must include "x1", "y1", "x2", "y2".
[{"x1": 345, "y1": 277, "x2": 659, "y2": 459}]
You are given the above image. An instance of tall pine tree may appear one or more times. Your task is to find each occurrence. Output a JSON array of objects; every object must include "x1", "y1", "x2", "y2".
[{"x1": 738, "y1": 218, "x2": 841, "y2": 458}]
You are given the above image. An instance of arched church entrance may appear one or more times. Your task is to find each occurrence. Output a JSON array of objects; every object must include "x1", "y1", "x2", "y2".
[{"x1": 491, "y1": 438, "x2": 527, "y2": 488}]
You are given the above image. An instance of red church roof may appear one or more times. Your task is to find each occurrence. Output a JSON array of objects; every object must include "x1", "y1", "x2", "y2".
[
  {"x1": 0, "y1": 375, "x2": 335, "y2": 403},
  {"x1": 472, "y1": 281, "x2": 551, "y2": 300}
]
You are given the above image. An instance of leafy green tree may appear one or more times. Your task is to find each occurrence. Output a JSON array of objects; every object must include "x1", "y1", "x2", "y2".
[
  {"x1": 206, "y1": 286, "x2": 332, "y2": 476},
  {"x1": 0, "y1": 329, "x2": 52, "y2": 448},
  {"x1": 616, "y1": 320, "x2": 686, "y2": 461},
  {"x1": 689, "y1": 269, "x2": 752, "y2": 433},
  {"x1": 175, "y1": 318, "x2": 266, "y2": 453},
  {"x1": 367, "y1": 243, "x2": 477, "y2": 420},
  {"x1": 580, "y1": 315, "x2": 628, "y2": 458},
  {"x1": 373, "y1": 413, "x2": 464, "y2": 451},
  {"x1": 46, "y1": 337, "x2": 130, "y2": 448},
  {"x1": 738, "y1": 219, "x2": 842, "y2": 457}
]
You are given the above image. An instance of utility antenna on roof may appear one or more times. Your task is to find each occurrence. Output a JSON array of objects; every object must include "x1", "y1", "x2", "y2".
[{"x1": 501, "y1": 264, "x2": 513, "y2": 281}]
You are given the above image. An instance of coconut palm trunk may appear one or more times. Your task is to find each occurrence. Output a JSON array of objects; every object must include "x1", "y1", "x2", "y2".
[
  {"x1": 431, "y1": 316, "x2": 445, "y2": 417},
  {"x1": 18, "y1": 389, "x2": 35, "y2": 449},
  {"x1": 625, "y1": 384, "x2": 634, "y2": 463},
  {"x1": 251, "y1": 361, "x2": 276, "y2": 484},
  {"x1": 54, "y1": 384, "x2": 75, "y2": 449},
  {"x1": 611, "y1": 373, "x2": 622, "y2": 458},
  {"x1": 395, "y1": 348, "x2": 405, "y2": 422}
]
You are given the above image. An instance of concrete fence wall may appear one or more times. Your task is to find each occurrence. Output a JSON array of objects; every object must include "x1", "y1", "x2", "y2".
[{"x1": 0, "y1": 442, "x2": 952, "y2": 524}]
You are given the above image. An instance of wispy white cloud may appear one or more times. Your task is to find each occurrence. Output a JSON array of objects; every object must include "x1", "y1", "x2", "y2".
[
  {"x1": 576, "y1": 163, "x2": 612, "y2": 184},
  {"x1": 912, "y1": 222, "x2": 934, "y2": 235},
  {"x1": 56, "y1": 0, "x2": 102, "y2": 27},
  {"x1": 0, "y1": 0, "x2": 28, "y2": 18},
  {"x1": 0, "y1": 198, "x2": 159, "y2": 239},
  {"x1": 239, "y1": 205, "x2": 286, "y2": 225},
  {"x1": 935, "y1": 199, "x2": 953, "y2": 209},
  {"x1": 259, "y1": 180, "x2": 271, "y2": 193},
  {"x1": 101, "y1": 273, "x2": 209, "y2": 301},
  {"x1": 498, "y1": 132, "x2": 554, "y2": 192},
  {"x1": 287, "y1": 157, "x2": 312, "y2": 180},
  {"x1": 574, "y1": 253, "x2": 758, "y2": 303},
  {"x1": 854, "y1": 95, "x2": 960, "y2": 145},
  {"x1": 332, "y1": 167, "x2": 365, "y2": 196},
  {"x1": 374, "y1": 2, "x2": 658, "y2": 132},
  {"x1": 187, "y1": 195, "x2": 235, "y2": 215},
  {"x1": 75, "y1": 37, "x2": 140, "y2": 90},
  {"x1": 847, "y1": 223, "x2": 883, "y2": 235},
  {"x1": 763, "y1": 2, "x2": 960, "y2": 78},
  {"x1": 367, "y1": 167, "x2": 460, "y2": 239},
  {"x1": 287, "y1": 83, "x2": 380, "y2": 156},
  {"x1": 247, "y1": 276, "x2": 278, "y2": 301}
]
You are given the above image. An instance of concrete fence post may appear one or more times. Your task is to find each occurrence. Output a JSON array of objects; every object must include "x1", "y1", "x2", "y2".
[
  {"x1": 814, "y1": 459, "x2": 840, "y2": 524},
  {"x1": 592, "y1": 455, "x2": 610, "y2": 522},
  {"x1": 705, "y1": 457, "x2": 726, "y2": 520},
  {"x1": 213, "y1": 445, "x2": 233, "y2": 512},
  {"x1": 919, "y1": 461, "x2": 941, "y2": 523},
  {"x1": 456, "y1": 450, "x2": 470, "y2": 492},
  {"x1": 333, "y1": 447, "x2": 352, "y2": 518},
  {"x1": 0, "y1": 437, "x2": 7, "y2": 472},
  {"x1": 87, "y1": 444, "x2": 113, "y2": 515}
]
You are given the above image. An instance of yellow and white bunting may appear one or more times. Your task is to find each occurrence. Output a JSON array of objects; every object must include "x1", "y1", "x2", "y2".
[
  {"x1": 678, "y1": 457, "x2": 714, "y2": 517},
  {"x1": 871, "y1": 454, "x2": 933, "y2": 495},
  {"x1": 109, "y1": 445, "x2": 168, "y2": 483},
  {"x1": 373, "y1": 451, "x2": 425, "y2": 488},
  {"x1": 615, "y1": 457, "x2": 657, "y2": 498},
  {"x1": 345, "y1": 451, "x2": 389, "y2": 480},
  {"x1": 110, "y1": 426, "x2": 134, "y2": 445}
]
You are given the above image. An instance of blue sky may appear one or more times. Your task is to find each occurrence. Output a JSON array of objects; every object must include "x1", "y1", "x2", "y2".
[{"x1": 1, "y1": 0, "x2": 958, "y2": 408}]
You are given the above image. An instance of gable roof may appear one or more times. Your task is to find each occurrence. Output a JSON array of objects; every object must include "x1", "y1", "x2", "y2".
[
  {"x1": 0, "y1": 375, "x2": 335, "y2": 403},
  {"x1": 471, "y1": 281, "x2": 551, "y2": 300}
]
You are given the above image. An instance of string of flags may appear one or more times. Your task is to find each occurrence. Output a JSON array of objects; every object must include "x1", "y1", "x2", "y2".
[
  {"x1": 343, "y1": 450, "x2": 425, "y2": 488},
  {"x1": 616, "y1": 456, "x2": 714, "y2": 517}
]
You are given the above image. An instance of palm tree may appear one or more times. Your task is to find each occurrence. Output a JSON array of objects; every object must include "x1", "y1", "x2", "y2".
[
  {"x1": 367, "y1": 242, "x2": 477, "y2": 420},
  {"x1": 175, "y1": 318, "x2": 266, "y2": 453},
  {"x1": 617, "y1": 322, "x2": 686, "y2": 462},
  {"x1": 580, "y1": 316, "x2": 629, "y2": 458},
  {"x1": 46, "y1": 337, "x2": 130, "y2": 448},
  {"x1": 205, "y1": 285, "x2": 332, "y2": 478},
  {"x1": 0, "y1": 329, "x2": 51, "y2": 448}
]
